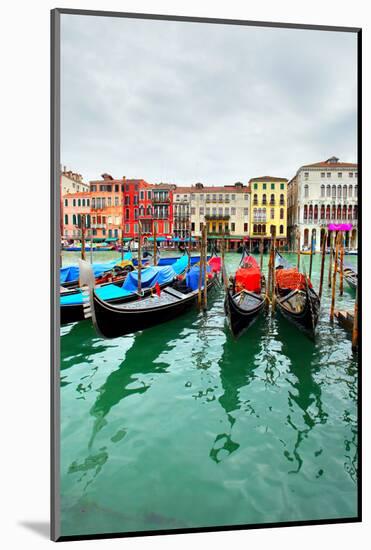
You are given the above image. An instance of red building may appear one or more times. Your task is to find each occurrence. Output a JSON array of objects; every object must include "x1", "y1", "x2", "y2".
[{"x1": 89, "y1": 174, "x2": 154, "y2": 240}]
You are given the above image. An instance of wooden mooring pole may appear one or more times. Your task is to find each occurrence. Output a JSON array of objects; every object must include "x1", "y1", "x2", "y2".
[
  {"x1": 81, "y1": 214, "x2": 86, "y2": 261},
  {"x1": 271, "y1": 232, "x2": 276, "y2": 312},
  {"x1": 330, "y1": 232, "x2": 340, "y2": 321},
  {"x1": 309, "y1": 231, "x2": 314, "y2": 280},
  {"x1": 328, "y1": 231, "x2": 333, "y2": 288},
  {"x1": 339, "y1": 231, "x2": 344, "y2": 296},
  {"x1": 297, "y1": 230, "x2": 301, "y2": 270},
  {"x1": 203, "y1": 225, "x2": 208, "y2": 310},
  {"x1": 153, "y1": 222, "x2": 157, "y2": 266},
  {"x1": 138, "y1": 221, "x2": 142, "y2": 296},
  {"x1": 318, "y1": 231, "x2": 326, "y2": 300},
  {"x1": 198, "y1": 226, "x2": 204, "y2": 308},
  {"x1": 260, "y1": 238, "x2": 264, "y2": 270}
]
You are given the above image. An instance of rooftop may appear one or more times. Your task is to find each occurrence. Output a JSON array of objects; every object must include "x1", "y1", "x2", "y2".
[{"x1": 249, "y1": 176, "x2": 288, "y2": 183}]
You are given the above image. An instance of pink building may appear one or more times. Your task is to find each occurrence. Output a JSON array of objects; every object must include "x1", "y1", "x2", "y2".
[{"x1": 62, "y1": 191, "x2": 91, "y2": 241}]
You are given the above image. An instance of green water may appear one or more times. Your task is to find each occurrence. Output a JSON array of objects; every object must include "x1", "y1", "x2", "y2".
[{"x1": 60, "y1": 251, "x2": 358, "y2": 537}]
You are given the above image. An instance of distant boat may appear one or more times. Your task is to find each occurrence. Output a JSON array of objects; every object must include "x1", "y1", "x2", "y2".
[
  {"x1": 224, "y1": 251, "x2": 267, "y2": 337},
  {"x1": 343, "y1": 264, "x2": 357, "y2": 291},
  {"x1": 80, "y1": 260, "x2": 220, "y2": 339},
  {"x1": 274, "y1": 252, "x2": 320, "y2": 339}
]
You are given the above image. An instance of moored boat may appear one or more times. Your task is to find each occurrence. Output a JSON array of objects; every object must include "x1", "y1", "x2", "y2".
[
  {"x1": 224, "y1": 253, "x2": 267, "y2": 337},
  {"x1": 343, "y1": 264, "x2": 357, "y2": 291},
  {"x1": 80, "y1": 259, "x2": 220, "y2": 339},
  {"x1": 274, "y1": 252, "x2": 320, "y2": 339}
]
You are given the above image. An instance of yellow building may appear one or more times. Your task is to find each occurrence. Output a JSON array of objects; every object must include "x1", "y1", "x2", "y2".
[{"x1": 249, "y1": 176, "x2": 288, "y2": 246}]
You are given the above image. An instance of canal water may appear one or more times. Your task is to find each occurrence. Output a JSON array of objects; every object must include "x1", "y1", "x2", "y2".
[{"x1": 60, "y1": 251, "x2": 358, "y2": 537}]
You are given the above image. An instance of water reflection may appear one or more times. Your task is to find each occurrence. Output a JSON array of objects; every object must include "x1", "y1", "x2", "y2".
[
  {"x1": 209, "y1": 315, "x2": 264, "y2": 463},
  {"x1": 277, "y1": 320, "x2": 327, "y2": 474}
]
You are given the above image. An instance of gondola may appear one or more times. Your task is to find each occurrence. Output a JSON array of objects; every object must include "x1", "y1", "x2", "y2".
[
  {"x1": 274, "y1": 252, "x2": 320, "y2": 339},
  {"x1": 79, "y1": 260, "x2": 220, "y2": 339},
  {"x1": 343, "y1": 264, "x2": 357, "y2": 291},
  {"x1": 224, "y1": 251, "x2": 267, "y2": 337}
]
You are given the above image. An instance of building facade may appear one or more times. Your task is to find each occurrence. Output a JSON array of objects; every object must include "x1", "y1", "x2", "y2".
[
  {"x1": 151, "y1": 183, "x2": 175, "y2": 236},
  {"x1": 287, "y1": 157, "x2": 358, "y2": 251},
  {"x1": 61, "y1": 167, "x2": 89, "y2": 194},
  {"x1": 173, "y1": 182, "x2": 250, "y2": 247},
  {"x1": 62, "y1": 192, "x2": 91, "y2": 241},
  {"x1": 249, "y1": 176, "x2": 288, "y2": 247}
]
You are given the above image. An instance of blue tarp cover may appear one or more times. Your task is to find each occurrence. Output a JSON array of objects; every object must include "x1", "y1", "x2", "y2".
[
  {"x1": 185, "y1": 264, "x2": 211, "y2": 291},
  {"x1": 60, "y1": 253, "x2": 132, "y2": 283},
  {"x1": 60, "y1": 255, "x2": 189, "y2": 307}
]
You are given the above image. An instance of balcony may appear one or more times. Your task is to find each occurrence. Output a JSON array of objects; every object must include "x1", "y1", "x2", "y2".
[
  {"x1": 208, "y1": 230, "x2": 231, "y2": 236},
  {"x1": 205, "y1": 215, "x2": 230, "y2": 221},
  {"x1": 91, "y1": 223, "x2": 105, "y2": 229},
  {"x1": 153, "y1": 197, "x2": 170, "y2": 204},
  {"x1": 253, "y1": 218, "x2": 267, "y2": 223}
]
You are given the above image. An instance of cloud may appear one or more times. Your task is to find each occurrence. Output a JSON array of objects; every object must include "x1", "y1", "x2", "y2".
[{"x1": 61, "y1": 14, "x2": 357, "y2": 185}]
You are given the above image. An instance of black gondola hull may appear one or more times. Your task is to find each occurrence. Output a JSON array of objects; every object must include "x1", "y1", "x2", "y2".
[
  {"x1": 224, "y1": 290, "x2": 266, "y2": 338},
  {"x1": 276, "y1": 288, "x2": 320, "y2": 339},
  {"x1": 91, "y1": 278, "x2": 218, "y2": 339}
]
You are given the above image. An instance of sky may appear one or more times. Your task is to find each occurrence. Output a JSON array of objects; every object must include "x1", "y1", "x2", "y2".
[{"x1": 61, "y1": 14, "x2": 358, "y2": 186}]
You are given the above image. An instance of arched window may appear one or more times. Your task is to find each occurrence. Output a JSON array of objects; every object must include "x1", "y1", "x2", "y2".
[
  {"x1": 279, "y1": 225, "x2": 284, "y2": 234},
  {"x1": 78, "y1": 199, "x2": 81, "y2": 207},
  {"x1": 139, "y1": 206, "x2": 144, "y2": 216},
  {"x1": 82, "y1": 199, "x2": 85, "y2": 206},
  {"x1": 321, "y1": 185, "x2": 325, "y2": 197},
  {"x1": 314, "y1": 205, "x2": 318, "y2": 220},
  {"x1": 270, "y1": 194, "x2": 275, "y2": 205},
  {"x1": 348, "y1": 205, "x2": 352, "y2": 220},
  {"x1": 337, "y1": 185, "x2": 342, "y2": 199},
  {"x1": 353, "y1": 205, "x2": 358, "y2": 219},
  {"x1": 147, "y1": 206, "x2": 152, "y2": 215},
  {"x1": 72, "y1": 214, "x2": 77, "y2": 225},
  {"x1": 253, "y1": 208, "x2": 257, "y2": 218},
  {"x1": 64, "y1": 199, "x2": 68, "y2": 207},
  {"x1": 86, "y1": 215, "x2": 91, "y2": 228},
  {"x1": 77, "y1": 214, "x2": 82, "y2": 228},
  {"x1": 134, "y1": 209, "x2": 138, "y2": 220},
  {"x1": 320, "y1": 205, "x2": 325, "y2": 220},
  {"x1": 280, "y1": 208, "x2": 284, "y2": 219},
  {"x1": 304, "y1": 184, "x2": 309, "y2": 198},
  {"x1": 326, "y1": 185, "x2": 331, "y2": 197},
  {"x1": 64, "y1": 214, "x2": 68, "y2": 225},
  {"x1": 343, "y1": 185, "x2": 347, "y2": 199},
  {"x1": 270, "y1": 208, "x2": 274, "y2": 219},
  {"x1": 304, "y1": 205, "x2": 308, "y2": 220},
  {"x1": 257, "y1": 224, "x2": 262, "y2": 233},
  {"x1": 342, "y1": 205, "x2": 347, "y2": 220},
  {"x1": 280, "y1": 193, "x2": 284, "y2": 205},
  {"x1": 262, "y1": 224, "x2": 266, "y2": 233},
  {"x1": 262, "y1": 194, "x2": 267, "y2": 205},
  {"x1": 253, "y1": 194, "x2": 258, "y2": 205},
  {"x1": 337, "y1": 205, "x2": 341, "y2": 219},
  {"x1": 354, "y1": 185, "x2": 358, "y2": 197},
  {"x1": 326, "y1": 205, "x2": 330, "y2": 220},
  {"x1": 253, "y1": 224, "x2": 257, "y2": 233},
  {"x1": 125, "y1": 208, "x2": 129, "y2": 220},
  {"x1": 331, "y1": 205, "x2": 336, "y2": 219},
  {"x1": 309, "y1": 205, "x2": 313, "y2": 220},
  {"x1": 348, "y1": 185, "x2": 353, "y2": 198}
]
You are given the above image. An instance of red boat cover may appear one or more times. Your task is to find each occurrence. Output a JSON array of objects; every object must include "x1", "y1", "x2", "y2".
[
  {"x1": 235, "y1": 256, "x2": 261, "y2": 293},
  {"x1": 208, "y1": 256, "x2": 221, "y2": 273},
  {"x1": 276, "y1": 268, "x2": 312, "y2": 290}
]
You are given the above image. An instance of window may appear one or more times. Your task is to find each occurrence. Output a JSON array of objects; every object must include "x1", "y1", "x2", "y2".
[
  {"x1": 87, "y1": 199, "x2": 90, "y2": 206},
  {"x1": 140, "y1": 191, "x2": 144, "y2": 200},
  {"x1": 332, "y1": 185, "x2": 336, "y2": 198},
  {"x1": 327, "y1": 172, "x2": 331, "y2": 178},
  {"x1": 231, "y1": 222, "x2": 235, "y2": 231},
  {"x1": 114, "y1": 229, "x2": 118, "y2": 237},
  {"x1": 219, "y1": 194, "x2": 223, "y2": 201},
  {"x1": 338, "y1": 172, "x2": 342, "y2": 178},
  {"x1": 199, "y1": 223, "x2": 203, "y2": 231},
  {"x1": 191, "y1": 193, "x2": 195, "y2": 200},
  {"x1": 134, "y1": 209, "x2": 138, "y2": 219},
  {"x1": 270, "y1": 208, "x2": 275, "y2": 220},
  {"x1": 115, "y1": 185, "x2": 119, "y2": 192},
  {"x1": 244, "y1": 194, "x2": 249, "y2": 200},
  {"x1": 219, "y1": 207, "x2": 223, "y2": 215},
  {"x1": 326, "y1": 185, "x2": 331, "y2": 198},
  {"x1": 271, "y1": 183, "x2": 275, "y2": 190},
  {"x1": 262, "y1": 194, "x2": 267, "y2": 205},
  {"x1": 206, "y1": 207, "x2": 210, "y2": 215},
  {"x1": 147, "y1": 191, "x2": 152, "y2": 199},
  {"x1": 212, "y1": 207, "x2": 217, "y2": 215},
  {"x1": 114, "y1": 197, "x2": 119, "y2": 206},
  {"x1": 64, "y1": 214, "x2": 68, "y2": 225},
  {"x1": 348, "y1": 185, "x2": 353, "y2": 198},
  {"x1": 200, "y1": 194, "x2": 204, "y2": 201},
  {"x1": 73, "y1": 199, "x2": 76, "y2": 207},
  {"x1": 225, "y1": 207, "x2": 229, "y2": 215},
  {"x1": 244, "y1": 223, "x2": 248, "y2": 232},
  {"x1": 321, "y1": 172, "x2": 325, "y2": 178},
  {"x1": 191, "y1": 207, "x2": 196, "y2": 215},
  {"x1": 191, "y1": 222, "x2": 195, "y2": 231},
  {"x1": 354, "y1": 185, "x2": 358, "y2": 196},
  {"x1": 244, "y1": 208, "x2": 248, "y2": 216},
  {"x1": 231, "y1": 194, "x2": 236, "y2": 200},
  {"x1": 107, "y1": 197, "x2": 112, "y2": 207},
  {"x1": 90, "y1": 185, "x2": 97, "y2": 192},
  {"x1": 304, "y1": 172, "x2": 309, "y2": 178},
  {"x1": 279, "y1": 225, "x2": 284, "y2": 234},
  {"x1": 254, "y1": 183, "x2": 258, "y2": 190},
  {"x1": 253, "y1": 194, "x2": 258, "y2": 205},
  {"x1": 125, "y1": 224, "x2": 130, "y2": 233},
  {"x1": 72, "y1": 214, "x2": 77, "y2": 225},
  {"x1": 304, "y1": 205, "x2": 308, "y2": 220},
  {"x1": 200, "y1": 207, "x2": 204, "y2": 215},
  {"x1": 280, "y1": 183, "x2": 285, "y2": 190},
  {"x1": 64, "y1": 199, "x2": 68, "y2": 206},
  {"x1": 270, "y1": 194, "x2": 275, "y2": 205},
  {"x1": 280, "y1": 208, "x2": 284, "y2": 219},
  {"x1": 349, "y1": 172, "x2": 353, "y2": 178},
  {"x1": 125, "y1": 208, "x2": 129, "y2": 220},
  {"x1": 337, "y1": 185, "x2": 342, "y2": 199},
  {"x1": 304, "y1": 185, "x2": 309, "y2": 198},
  {"x1": 262, "y1": 184, "x2": 266, "y2": 190},
  {"x1": 321, "y1": 184, "x2": 325, "y2": 197},
  {"x1": 231, "y1": 207, "x2": 236, "y2": 215}
]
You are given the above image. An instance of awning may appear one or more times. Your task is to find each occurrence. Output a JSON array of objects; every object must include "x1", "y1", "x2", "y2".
[
  {"x1": 92, "y1": 238, "x2": 106, "y2": 243},
  {"x1": 105, "y1": 238, "x2": 118, "y2": 242}
]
